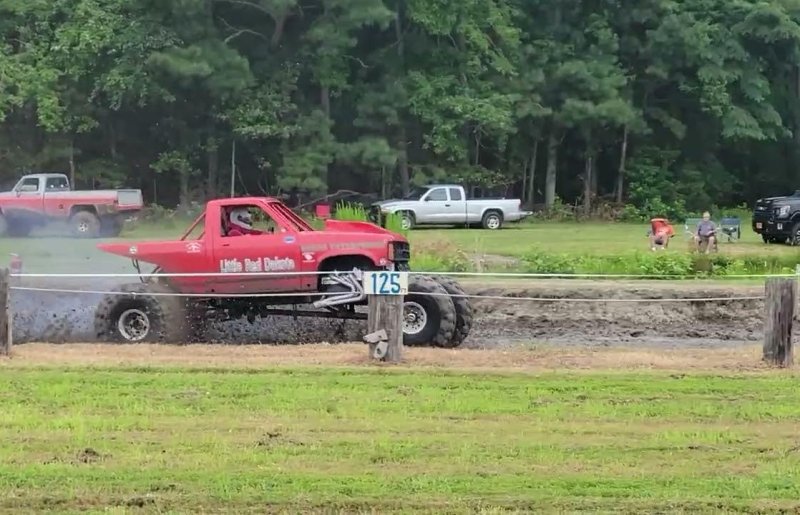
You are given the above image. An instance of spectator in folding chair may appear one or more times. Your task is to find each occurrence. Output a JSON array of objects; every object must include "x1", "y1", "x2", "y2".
[
  {"x1": 648, "y1": 217, "x2": 675, "y2": 251},
  {"x1": 694, "y1": 211, "x2": 717, "y2": 254}
]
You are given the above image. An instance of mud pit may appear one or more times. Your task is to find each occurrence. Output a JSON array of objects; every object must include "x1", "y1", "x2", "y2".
[{"x1": 10, "y1": 278, "x2": 765, "y2": 349}]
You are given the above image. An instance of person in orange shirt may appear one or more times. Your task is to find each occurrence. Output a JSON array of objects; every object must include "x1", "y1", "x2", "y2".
[{"x1": 649, "y1": 218, "x2": 675, "y2": 251}]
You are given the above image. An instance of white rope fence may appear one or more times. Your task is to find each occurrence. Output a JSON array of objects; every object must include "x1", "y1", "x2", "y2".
[{"x1": 8, "y1": 270, "x2": 800, "y2": 279}]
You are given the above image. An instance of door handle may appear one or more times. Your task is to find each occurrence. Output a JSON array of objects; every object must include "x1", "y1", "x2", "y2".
[
  {"x1": 221, "y1": 243, "x2": 230, "y2": 247},
  {"x1": 445, "y1": 204, "x2": 451, "y2": 207}
]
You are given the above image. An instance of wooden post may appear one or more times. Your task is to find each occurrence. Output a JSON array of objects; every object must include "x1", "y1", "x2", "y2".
[
  {"x1": 365, "y1": 294, "x2": 403, "y2": 363},
  {"x1": 0, "y1": 268, "x2": 10, "y2": 356},
  {"x1": 763, "y1": 277, "x2": 795, "y2": 367},
  {"x1": 362, "y1": 270, "x2": 406, "y2": 363}
]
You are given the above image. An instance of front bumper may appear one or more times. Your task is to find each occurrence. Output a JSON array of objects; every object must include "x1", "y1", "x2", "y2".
[{"x1": 752, "y1": 216, "x2": 792, "y2": 236}]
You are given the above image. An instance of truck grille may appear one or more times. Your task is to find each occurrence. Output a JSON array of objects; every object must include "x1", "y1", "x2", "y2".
[{"x1": 392, "y1": 241, "x2": 410, "y2": 265}]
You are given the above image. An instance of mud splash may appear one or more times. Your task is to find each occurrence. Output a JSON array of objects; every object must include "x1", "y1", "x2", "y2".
[{"x1": 10, "y1": 278, "x2": 765, "y2": 348}]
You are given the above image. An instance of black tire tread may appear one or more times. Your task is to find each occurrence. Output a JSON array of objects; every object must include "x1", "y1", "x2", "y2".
[
  {"x1": 94, "y1": 282, "x2": 189, "y2": 343},
  {"x1": 430, "y1": 275, "x2": 473, "y2": 347},
  {"x1": 404, "y1": 275, "x2": 456, "y2": 347}
]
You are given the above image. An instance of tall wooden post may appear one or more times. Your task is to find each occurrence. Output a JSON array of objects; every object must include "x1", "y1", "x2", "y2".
[
  {"x1": 0, "y1": 268, "x2": 10, "y2": 356},
  {"x1": 763, "y1": 277, "x2": 795, "y2": 367},
  {"x1": 362, "y1": 271, "x2": 406, "y2": 363}
]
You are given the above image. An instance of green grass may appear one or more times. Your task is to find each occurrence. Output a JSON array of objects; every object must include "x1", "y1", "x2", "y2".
[
  {"x1": 1, "y1": 217, "x2": 796, "y2": 277},
  {"x1": 2, "y1": 365, "x2": 800, "y2": 512},
  {"x1": 410, "y1": 221, "x2": 794, "y2": 258}
]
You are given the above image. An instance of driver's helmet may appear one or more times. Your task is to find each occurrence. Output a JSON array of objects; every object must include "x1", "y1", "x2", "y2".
[{"x1": 229, "y1": 208, "x2": 253, "y2": 231}]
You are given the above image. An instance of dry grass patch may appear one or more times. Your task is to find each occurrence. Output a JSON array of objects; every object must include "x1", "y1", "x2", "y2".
[{"x1": 0, "y1": 342, "x2": 778, "y2": 374}]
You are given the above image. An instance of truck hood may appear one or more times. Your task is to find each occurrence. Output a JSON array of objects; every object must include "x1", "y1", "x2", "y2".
[
  {"x1": 97, "y1": 239, "x2": 194, "y2": 266},
  {"x1": 372, "y1": 199, "x2": 417, "y2": 210}
]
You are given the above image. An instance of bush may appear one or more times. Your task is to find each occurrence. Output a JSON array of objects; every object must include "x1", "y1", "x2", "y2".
[{"x1": 521, "y1": 250, "x2": 796, "y2": 278}]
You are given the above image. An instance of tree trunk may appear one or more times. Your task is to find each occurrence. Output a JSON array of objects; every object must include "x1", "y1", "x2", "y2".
[
  {"x1": 394, "y1": 1, "x2": 410, "y2": 197},
  {"x1": 616, "y1": 125, "x2": 628, "y2": 203},
  {"x1": 583, "y1": 150, "x2": 594, "y2": 216},
  {"x1": 109, "y1": 120, "x2": 117, "y2": 160},
  {"x1": 545, "y1": 131, "x2": 558, "y2": 207},
  {"x1": 207, "y1": 137, "x2": 219, "y2": 200},
  {"x1": 180, "y1": 167, "x2": 190, "y2": 209},
  {"x1": 527, "y1": 140, "x2": 538, "y2": 205},
  {"x1": 68, "y1": 137, "x2": 76, "y2": 186}
]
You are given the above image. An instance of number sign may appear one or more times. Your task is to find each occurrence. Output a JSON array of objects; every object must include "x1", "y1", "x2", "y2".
[{"x1": 363, "y1": 271, "x2": 408, "y2": 296}]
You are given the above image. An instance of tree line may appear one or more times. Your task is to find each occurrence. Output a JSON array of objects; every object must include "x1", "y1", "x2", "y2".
[{"x1": 2, "y1": 0, "x2": 800, "y2": 217}]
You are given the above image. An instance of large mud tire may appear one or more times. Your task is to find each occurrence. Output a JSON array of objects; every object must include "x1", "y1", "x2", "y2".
[
  {"x1": 402, "y1": 275, "x2": 457, "y2": 347},
  {"x1": 94, "y1": 283, "x2": 188, "y2": 343},
  {"x1": 430, "y1": 275, "x2": 473, "y2": 348},
  {"x1": 70, "y1": 211, "x2": 101, "y2": 238}
]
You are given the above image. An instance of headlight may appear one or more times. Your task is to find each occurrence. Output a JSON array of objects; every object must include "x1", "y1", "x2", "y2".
[{"x1": 779, "y1": 205, "x2": 791, "y2": 217}]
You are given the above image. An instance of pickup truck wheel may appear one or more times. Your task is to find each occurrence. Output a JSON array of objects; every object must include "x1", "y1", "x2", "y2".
[
  {"x1": 7, "y1": 222, "x2": 31, "y2": 237},
  {"x1": 70, "y1": 211, "x2": 101, "y2": 238},
  {"x1": 430, "y1": 276, "x2": 473, "y2": 348},
  {"x1": 791, "y1": 222, "x2": 800, "y2": 246},
  {"x1": 400, "y1": 212, "x2": 415, "y2": 231},
  {"x1": 94, "y1": 283, "x2": 188, "y2": 343},
  {"x1": 402, "y1": 275, "x2": 456, "y2": 347},
  {"x1": 100, "y1": 217, "x2": 124, "y2": 237},
  {"x1": 482, "y1": 211, "x2": 503, "y2": 230}
]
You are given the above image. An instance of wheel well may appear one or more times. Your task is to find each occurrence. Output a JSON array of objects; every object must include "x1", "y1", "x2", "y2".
[
  {"x1": 482, "y1": 209, "x2": 502, "y2": 220},
  {"x1": 319, "y1": 255, "x2": 375, "y2": 272},
  {"x1": 70, "y1": 205, "x2": 98, "y2": 217},
  {"x1": 317, "y1": 255, "x2": 376, "y2": 287}
]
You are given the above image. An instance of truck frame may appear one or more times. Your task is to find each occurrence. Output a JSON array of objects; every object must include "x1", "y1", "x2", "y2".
[
  {"x1": 0, "y1": 173, "x2": 143, "y2": 238},
  {"x1": 93, "y1": 196, "x2": 473, "y2": 347}
]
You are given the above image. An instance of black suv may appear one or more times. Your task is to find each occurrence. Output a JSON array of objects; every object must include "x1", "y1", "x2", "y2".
[{"x1": 752, "y1": 190, "x2": 800, "y2": 244}]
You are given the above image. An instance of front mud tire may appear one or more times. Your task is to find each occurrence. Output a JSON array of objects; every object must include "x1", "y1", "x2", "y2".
[
  {"x1": 94, "y1": 283, "x2": 188, "y2": 343},
  {"x1": 402, "y1": 275, "x2": 456, "y2": 347},
  {"x1": 431, "y1": 275, "x2": 473, "y2": 348}
]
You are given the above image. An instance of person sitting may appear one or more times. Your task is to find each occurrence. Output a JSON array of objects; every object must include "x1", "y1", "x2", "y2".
[
  {"x1": 226, "y1": 208, "x2": 264, "y2": 236},
  {"x1": 695, "y1": 211, "x2": 717, "y2": 253},
  {"x1": 649, "y1": 218, "x2": 675, "y2": 251}
]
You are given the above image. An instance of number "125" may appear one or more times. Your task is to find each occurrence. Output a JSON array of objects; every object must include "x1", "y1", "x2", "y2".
[{"x1": 371, "y1": 272, "x2": 402, "y2": 295}]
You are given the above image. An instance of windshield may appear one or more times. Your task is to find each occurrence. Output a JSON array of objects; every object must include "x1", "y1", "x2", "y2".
[{"x1": 403, "y1": 187, "x2": 429, "y2": 200}]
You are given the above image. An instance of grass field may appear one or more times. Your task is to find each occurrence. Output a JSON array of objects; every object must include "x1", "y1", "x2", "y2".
[{"x1": 1, "y1": 344, "x2": 799, "y2": 512}]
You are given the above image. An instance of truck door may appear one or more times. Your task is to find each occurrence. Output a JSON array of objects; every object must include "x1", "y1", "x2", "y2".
[
  {"x1": 10, "y1": 177, "x2": 44, "y2": 219},
  {"x1": 42, "y1": 176, "x2": 71, "y2": 218},
  {"x1": 418, "y1": 187, "x2": 450, "y2": 223},
  {"x1": 442, "y1": 187, "x2": 468, "y2": 223},
  {"x1": 213, "y1": 203, "x2": 304, "y2": 294}
]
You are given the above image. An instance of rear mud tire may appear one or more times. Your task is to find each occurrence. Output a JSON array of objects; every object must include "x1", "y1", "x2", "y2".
[
  {"x1": 70, "y1": 211, "x2": 101, "y2": 238},
  {"x1": 402, "y1": 275, "x2": 456, "y2": 347},
  {"x1": 94, "y1": 283, "x2": 188, "y2": 343},
  {"x1": 430, "y1": 275, "x2": 473, "y2": 348},
  {"x1": 100, "y1": 216, "x2": 124, "y2": 237},
  {"x1": 481, "y1": 210, "x2": 503, "y2": 230}
]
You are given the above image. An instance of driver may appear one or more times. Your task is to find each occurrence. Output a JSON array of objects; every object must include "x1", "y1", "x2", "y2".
[{"x1": 226, "y1": 208, "x2": 263, "y2": 236}]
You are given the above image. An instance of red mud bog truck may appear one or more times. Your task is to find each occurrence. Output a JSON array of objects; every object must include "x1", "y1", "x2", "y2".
[
  {"x1": 92, "y1": 196, "x2": 473, "y2": 347},
  {"x1": 0, "y1": 173, "x2": 144, "y2": 237}
]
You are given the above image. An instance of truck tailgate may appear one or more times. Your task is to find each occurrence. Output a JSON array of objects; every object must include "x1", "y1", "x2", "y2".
[{"x1": 117, "y1": 189, "x2": 143, "y2": 208}]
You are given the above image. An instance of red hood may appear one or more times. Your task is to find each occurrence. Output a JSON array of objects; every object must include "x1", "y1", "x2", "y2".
[{"x1": 97, "y1": 240, "x2": 190, "y2": 265}]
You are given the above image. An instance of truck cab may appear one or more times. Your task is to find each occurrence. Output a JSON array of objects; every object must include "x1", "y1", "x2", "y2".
[{"x1": 98, "y1": 196, "x2": 410, "y2": 296}]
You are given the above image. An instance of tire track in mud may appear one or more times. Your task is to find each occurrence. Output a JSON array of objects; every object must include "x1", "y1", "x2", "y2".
[{"x1": 10, "y1": 278, "x2": 765, "y2": 348}]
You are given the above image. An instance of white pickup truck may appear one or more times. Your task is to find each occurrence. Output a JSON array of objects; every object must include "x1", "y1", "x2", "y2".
[{"x1": 371, "y1": 184, "x2": 532, "y2": 230}]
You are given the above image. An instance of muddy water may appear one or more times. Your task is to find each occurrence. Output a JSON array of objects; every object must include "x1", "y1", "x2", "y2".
[{"x1": 10, "y1": 278, "x2": 765, "y2": 348}]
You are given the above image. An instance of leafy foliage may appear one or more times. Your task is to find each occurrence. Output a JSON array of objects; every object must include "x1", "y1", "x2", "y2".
[{"x1": 2, "y1": 0, "x2": 800, "y2": 212}]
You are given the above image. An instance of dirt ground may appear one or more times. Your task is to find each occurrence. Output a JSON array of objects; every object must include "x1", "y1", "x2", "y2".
[
  {"x1": 8, "y1": 277, "x2": 767, "y2": 349},
  {"x1": 1, "y1": 342, "x2": 781, "y2": 374}
]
